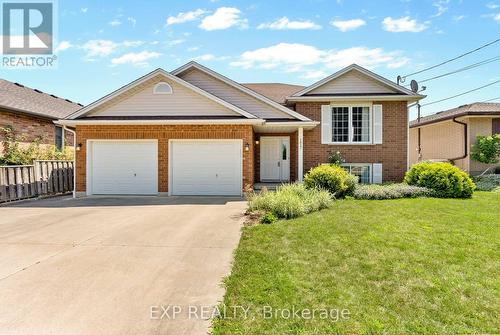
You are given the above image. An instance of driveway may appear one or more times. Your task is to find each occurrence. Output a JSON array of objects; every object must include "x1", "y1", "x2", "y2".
[{"x1": 0, "y1": 196, "x2": 246, "y2": 335}]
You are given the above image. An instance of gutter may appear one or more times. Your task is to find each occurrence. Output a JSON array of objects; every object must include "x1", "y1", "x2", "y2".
[
  {"x1": 62, "y1": 126, "x2": 77, "y2": 199},
  {"x1": 448, "y1": 117, "x2": 468, "y2": 164},
  {"x1": 55, "y1": 119, "x2": 266, "y2": 126}
]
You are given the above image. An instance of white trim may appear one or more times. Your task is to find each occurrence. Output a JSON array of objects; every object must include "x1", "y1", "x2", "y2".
[
  {"x1": 171, "y1": 61, "x2": 311, "y2": 121},
  {"x1": 86, "y1": 139, "x2": 159, "y2": 196},
  {"x1": 56, "y1": 119, "x2": 265, "y2": 126},
  {"x1": 168, "y1": 139, "x2": 243, "y2": 196},
  {"x1": 63, "y1": 126, "x2": 76, "y2": 198},
  {"x1": 292, "y1": 64, "x2": 420, "y2": 97},
  {"x1": 287, "y1": 95, "x2": 424, "y2": 102},
  {"x1": 327, "y1": 103, "x2": 373, "y2": 145},
  {"x1": 298, "y1": 127, "x2": 304, "y2": 182},
  {"x1": 66, "y1": 68, "x2": 257, "y2": 120}
]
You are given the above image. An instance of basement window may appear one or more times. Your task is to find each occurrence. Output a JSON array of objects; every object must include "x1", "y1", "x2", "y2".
[{"x1": 153, "y1": 82, "x2": 173, "y2": 95}]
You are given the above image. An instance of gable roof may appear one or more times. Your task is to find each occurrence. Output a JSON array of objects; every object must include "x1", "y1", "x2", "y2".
[
  {"x1": 291, "y1": 64, "x2": 424, "y2": 100},
  {"x1": 66, "y1": 68, "x2": 257, "y2": 120},
  {"x1": 410, "y1": 102, "x2": 500, "y2": 128},
  {"x1": 242, "y1": 83, "x2": 304, "y2": 104},
  {"x1": 0, "y1": 79, "x2": 82, "y2": 119},
  {"x1": 171, "y1": 61, "x2": 311, "y2": 121}
]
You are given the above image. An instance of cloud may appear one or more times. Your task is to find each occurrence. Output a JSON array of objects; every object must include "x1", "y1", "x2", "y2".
[
  {"x1": 188, "y1": 46, "x2": 200, "y2": 51},
  {"x1": 330, "y1": 18, "x2": 366, "y2": 32},
  {"x1": 81, "y1": 8, "x2": 88, "y2": 13},
  {"x1": 166, "y1": 9, "x2": 206, "y2": 25},
  {"x1": 230, "y1": 43, "x2": 409, "y2": 73},
  {"x1": 128, "y1": 17, "x2": 137, "y2": 27},
  {"x1": 111, "y1": 51, "x2": 162, "y2": 67},
  {"x1": 82, "y1": 40, "x2": 118, "y2": 57},
  {"x1": 301, "y1": 70, "x2": 328, "y2": 80},
  {"x1": 495, "y1": 13, "x2": 500, "y2": 21},
  {"x1": 431, "y1": 0, "x2": 450, "y2": 17},
  {"x1": 122, "y1": 40, "x2": 145, "y2": 47},
  {"x1": 487, "y1": 2, "x2": 500, "y2": 9},
  {"x1": 199, "y1": 7, "x2": 248, "y2": 31},
  {"x1": 55, "y1": 40, "x2": 72, "y2": 52},
  {"x1": 109, "y1": 19, "x2": 122, "y2": 26},
  {"x1": 166, "y1": 39, "x2": 185, "y2": 46},
  {"x1": 453, "y1": 15, "x2": 466, "y2": 21},
  {"x1": 382, "y1": 16, "x2": 428, "y2": 32},
  {"x1": 257, "y1": 17, "x2": 321, "y2": 30},
  {"x1": 194, "y1": 53, "x2": 229, "y2": 61}
]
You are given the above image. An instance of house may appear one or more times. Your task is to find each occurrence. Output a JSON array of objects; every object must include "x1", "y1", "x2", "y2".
[
  {"x1": 0, "y1": 79, "x2": 82, "y2": 153},
  {"x1": 56, "y1": 62, "x2": 423, "y2": 196},
  {"x1": 409, "y1": 103, "x2": 500, "y2": 175}
]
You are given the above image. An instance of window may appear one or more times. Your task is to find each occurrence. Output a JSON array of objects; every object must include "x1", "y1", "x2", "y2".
[
  {"x1": 343, "y1": 164, "x2": 371, "y2": 184},
  {"x1": 331, "y1": 105, "x2": 371, "y2": 143},
  {"x1": 153, "y1": 82, "x2": 173, "y2": 94},
  {"x1": 55, "y1": 126, "x2": 63, "y2": 151}
]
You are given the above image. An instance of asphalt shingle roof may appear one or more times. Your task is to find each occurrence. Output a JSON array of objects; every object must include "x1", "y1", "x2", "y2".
[
  {"x1": 410, "y1": 102, "x2": 500, "y2": 127},
  {"x1": 242, "y1": 83, "x2": 304, "y2": 105},
  {"x1": 0, "y1": 79, "x2": 83, "y2": 119}
]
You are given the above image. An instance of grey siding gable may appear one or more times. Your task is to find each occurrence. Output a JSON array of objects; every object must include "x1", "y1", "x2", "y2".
[
  {"x1": 306, "y1": 70, "x2": 398, "y2": 95},
  {"x1": 178, "y1": 68, "x2": 294, "y2": 119}
]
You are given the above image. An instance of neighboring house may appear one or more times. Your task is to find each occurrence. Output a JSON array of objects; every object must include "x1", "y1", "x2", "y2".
[
  {"x1": 57, "y1": 62, "x2": 423, "y2": 196},
  {"x1": 0, "y1": 79, "x2": 82, "y2": 154},
  {"x1": 409, "y1": 103, "x2": 500, "y2": 175}
]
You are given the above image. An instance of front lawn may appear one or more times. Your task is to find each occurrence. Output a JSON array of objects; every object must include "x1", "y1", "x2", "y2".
[{"x1": 213, "y1": 192, "x2": 500, "y2": 334}]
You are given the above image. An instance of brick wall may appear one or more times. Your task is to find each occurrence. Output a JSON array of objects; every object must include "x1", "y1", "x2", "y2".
[
  {"x1": 296, "y1": 101, "x2": 408, "y2": 182},
  {"x1": 254, "y1": 132, "x2": 297, "y2": 182},
  {"x1": 0, "y1": 109, "x2": 74, "y2": 154},
  {"x1": 75, "y1": 124, "x2": 254, "y2": 193}
]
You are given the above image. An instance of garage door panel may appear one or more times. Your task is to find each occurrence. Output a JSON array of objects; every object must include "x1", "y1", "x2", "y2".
[
  {"x1": 171, "y1": 141, "x2": 242, "y2": 196},
  {"x1": 90, "y1": 141, "x2": 157, "y2": 195}
]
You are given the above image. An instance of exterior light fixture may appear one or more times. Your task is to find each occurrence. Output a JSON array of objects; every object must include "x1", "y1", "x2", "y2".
[
  {"x1": 255, "y1": 140, "x2": 260, "y2": 145},
  {"x1": 76, "y1": 143, "x2": 82, "y2": 151},
  {"x1": 245, "y1": 143, "x2": 250, "y2": 151}
]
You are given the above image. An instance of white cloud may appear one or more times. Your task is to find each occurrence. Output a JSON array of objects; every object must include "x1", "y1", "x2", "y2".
[
  {"x1": 382, "y1": 16, "x2": 428, "y2": 32},
  {"x1": 122, "y1": 40, "x2": 145, "y2": 47},
  {"x1": 128, "y1": 17, "x2": 137, "y2": 27},
  {"x1": 230, "y1": 43, "x2": 409, "y2": 74},
  {"x1": 487, "y1": 3, "x2": 500, "y2": 9},
  {"x1": 111, "y1": 51, "x2": 161, "y2": 67},
  {"x1": 199, "y1": 7, "x2": 247, "y2": 31},
  {"x1": 109, "y1": 19, "x2": 122, "y2": 26},
  {"x1": 81, "y1": 8, "x2": 88, "y2": 13},
  {"x1": 188, "y1": 46, "x2": 200, "y2": 51},
  {"x1": 431, "y1": 0, "x2": 450, "y2": 17},
  {"x1": 55, "y1": 40, "x2": 72, "y2": 52},
  {"x1": 82, "y1": 40, "x2": 118, "y2": 57},
  {"x1": 166, "y1": 39, "x2": 185, "y2": 46},
  {"x1": 257, "y1": 17, "x2": 321, "y2": 30},
  {"x1": 495, "y1": 13, "x2": 500, "y2": 21},
  {"x1": 301, "y1": 70, "x2": 327, "y2": 80},
  {"x1": 453, "y1": 15, "x2": 466, "y2": 21},
  {"x1": 194, "y1": 53, "x2": 229, "y2": 61},
  {"x1": 330, "y1": 18, "x2": 366, "y2": 32},
  {"x1": 166, "y1": 9, "x2": 206, "y2": 25}
]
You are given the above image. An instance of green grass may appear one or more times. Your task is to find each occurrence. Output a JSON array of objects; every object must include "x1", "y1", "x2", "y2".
[{"x1": 213, "y1": 192, "x2": 500, "y2": 335}]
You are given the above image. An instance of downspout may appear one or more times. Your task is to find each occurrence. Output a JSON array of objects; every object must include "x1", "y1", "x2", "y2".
[
  {"x1": 449, "y1": 117, "x2": 468, "y2": 164},
  {"x1": 63, "y1": 126, "x2": 76, "y2": 199},
  {"x1": 417, "y1": 103, "x2": 422, "y2": 161}
]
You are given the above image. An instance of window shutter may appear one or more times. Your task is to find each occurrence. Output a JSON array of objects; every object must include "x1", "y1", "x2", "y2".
[
  {"x1": 321, "y1": 105, "x2": 332, "y2": 144},
  {"x1": 372, "y1": 163, "x2": 383, "y2": 184},
  {"x1": 373, "y1": 104, "x2": 383, "y2": 144}
]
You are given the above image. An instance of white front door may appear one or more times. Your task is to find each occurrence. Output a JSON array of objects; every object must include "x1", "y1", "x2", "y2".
[{"x1": 260, "y1": 137, "x2": 290, "y2": 182}]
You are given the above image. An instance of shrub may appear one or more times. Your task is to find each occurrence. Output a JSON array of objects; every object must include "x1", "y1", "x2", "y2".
[
  {"x1": 471, "y1": 134, "x2": 500, "y2": 164},
  {"x1": 260, "y1": 212, "x2": 277, "y2": 224},
  {"x1": 248, "y1": 183, "x2": 333, "y2": 219},
  {"x1": 304, "y1": 164, "x2": 356, "y2": 198},
  {"x1": 327, "y1": 150, "x2": 345, "y2": 165},
  {"x1": 472, "y1": 175, "x2": 500, "y2": 192},
  {"x1": 353, "y1": 183, "x2": 431, "y2": 200},
  {"x1": 404, "y1": 162, "x2": 475, "y2": 198}
]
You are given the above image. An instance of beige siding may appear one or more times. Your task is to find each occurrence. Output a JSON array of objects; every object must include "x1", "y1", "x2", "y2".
[
  {"x1": 88, "y1": 76, "x2": 238, "y2": 117},
  {"x1": 468, "y1": 117, "x2": 496, "y2": 175},
  {"x1": 178, "y1": 69, "x2": 293, "y2": 119},
  {"x1": 409, "y1": 120, "x2": 467, "y2": 170},
  {"x1": 307, "y1": 70, "x2": 397, "y2": 95}
]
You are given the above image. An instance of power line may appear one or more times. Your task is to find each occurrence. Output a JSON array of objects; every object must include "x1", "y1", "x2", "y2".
[
  {"x1": 407, "y1": 55, "x2": 500, "y2": 85},
  {"x1": 400, "y1": 37, "x2": 500, "y2": 81},
  {"x1": 421, "y1": 79, "x2": 500, "y2": 106},
  {"x1": 481, "y1": 96, "x2": 500, "y2": 102}
]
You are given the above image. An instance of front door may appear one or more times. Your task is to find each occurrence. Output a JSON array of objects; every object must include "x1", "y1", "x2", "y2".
[{"x1": 260, "y1": 137, "x2": 290, "y2": 182}]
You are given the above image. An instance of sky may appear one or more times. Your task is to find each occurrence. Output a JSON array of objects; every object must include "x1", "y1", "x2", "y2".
[{"x1": 1, "y1": 0, "x2": 500, "y2": 120}]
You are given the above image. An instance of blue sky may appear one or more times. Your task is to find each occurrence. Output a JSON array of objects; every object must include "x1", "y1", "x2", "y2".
[{"x1": 2, "y1": 0, "x2": 500, "y2": 120}]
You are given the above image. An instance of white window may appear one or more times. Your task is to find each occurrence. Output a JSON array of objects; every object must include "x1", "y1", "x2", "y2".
[
  {"x1": 153, "y1": 82, "x2": 173, "y2": 94},
  {"x1": 321, "y1": 104, "x2": 383, "y2": 145},
  {"x1": 343, "y1": 164, "x2": 372, "y2": 184}
]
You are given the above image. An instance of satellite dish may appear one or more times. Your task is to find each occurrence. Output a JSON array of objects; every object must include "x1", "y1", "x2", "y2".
[{"x1": 410, "y1": 80, "x2": 419, "y2": 93}]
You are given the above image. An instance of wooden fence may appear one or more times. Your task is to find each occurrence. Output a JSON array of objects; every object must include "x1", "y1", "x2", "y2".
[{"x1": 0, "y1": 160, "x2": 74, "y2": 203}]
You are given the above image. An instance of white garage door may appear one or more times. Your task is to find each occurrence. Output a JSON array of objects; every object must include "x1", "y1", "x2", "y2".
[
  {"x1": 89, "y1": 141, "x2": 158, "y2": 195},
  {"x1": 170, "y1": 140, "x2": 242, "y2": 196}
]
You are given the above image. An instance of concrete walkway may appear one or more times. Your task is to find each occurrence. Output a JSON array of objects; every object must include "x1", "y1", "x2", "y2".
[{"x1": 0, "y1": 196, "x2": 246, "y2": 335}]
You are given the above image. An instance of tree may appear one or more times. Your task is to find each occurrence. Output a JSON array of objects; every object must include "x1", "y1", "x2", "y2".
[{"x1": 470, "y1": 134, "x2": 500, "y2": 174}]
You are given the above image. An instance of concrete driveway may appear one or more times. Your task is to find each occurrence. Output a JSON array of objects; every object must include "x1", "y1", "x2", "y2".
[{"x1": 0, "y1": 196, "x2": 246, "y2": 335}]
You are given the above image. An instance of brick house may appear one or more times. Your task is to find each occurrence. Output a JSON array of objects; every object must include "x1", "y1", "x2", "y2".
[
  {"x1": 410, "y1": 103, "x2": 500, "y2": 175},
  {"x1": 57, "y1": 62, "x2": 423, "y2": 196},
  {"x1": 0, "y1": 79, "x2": 82, "y2": 155}
]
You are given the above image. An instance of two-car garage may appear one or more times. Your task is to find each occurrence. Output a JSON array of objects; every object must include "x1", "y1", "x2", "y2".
[{"x1": 87, "y1": 140, "x2": 243, "y2": 196}]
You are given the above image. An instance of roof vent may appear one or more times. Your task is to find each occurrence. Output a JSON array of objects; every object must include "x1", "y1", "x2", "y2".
[
  {"x1": 14, "y1": 82, "x2": 24, "y2": 87},
  {"x1": 50, "y1": 94, "x2": 58, "y2": 98},
  {"x1": 34, "y1": 89, "x2": 42, "y2": 93},
  {"x1": 65, "y1": 99, "x2": 73, "y2": 103}
]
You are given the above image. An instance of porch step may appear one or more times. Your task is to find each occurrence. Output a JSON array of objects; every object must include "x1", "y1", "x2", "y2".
[{"x1": 253, "y1": 182, "x2": 284, "y2": 191}]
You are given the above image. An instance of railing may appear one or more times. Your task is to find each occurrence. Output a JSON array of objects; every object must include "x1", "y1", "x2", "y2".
[{"x1": 0, "y1": 160, "x2": 74, "y2": 203}]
